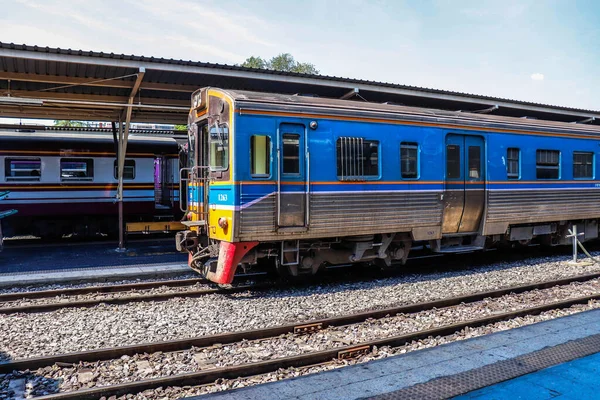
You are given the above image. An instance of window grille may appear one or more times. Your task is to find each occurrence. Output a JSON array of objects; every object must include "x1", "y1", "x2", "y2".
[
  {"x1": 507, "y1": 148, "x2": 519, "y2": 179},
  {"x1": 400, "y1": 143, "x2": 418, "y2": 178},
  {"x1": 536, "y1": 150, "x2": 560, "y2": 180},
  {"x1": 282, "y1": 134, "x2": 300, "y2": 174},
  {"x1": 336, "y1": 137, "x2": 379, "y2": 181},
  {"x1": 573, "y1": 152, "x2": 593, "y2": 179}
]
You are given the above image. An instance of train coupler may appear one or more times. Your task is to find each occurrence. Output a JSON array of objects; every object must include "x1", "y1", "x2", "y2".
[{"x1": 175, "y1": 230, "x2": 198, "y2": 253}]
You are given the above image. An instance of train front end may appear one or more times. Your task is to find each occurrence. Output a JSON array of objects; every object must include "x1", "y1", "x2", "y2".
[{"x1": 176, "y1": 88, "x2": 257, "y2": 284}]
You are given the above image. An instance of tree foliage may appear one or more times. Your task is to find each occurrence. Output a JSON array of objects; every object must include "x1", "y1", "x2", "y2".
[
  {"x1": 240, "y1": 53, "x2": 319, "y2": 74},
  {"x1": 241, "y1": 56, "x2": 267, "y2": 70},
  {"x1": 54, "y1": 120, "x2": 86, "y2": 127}
]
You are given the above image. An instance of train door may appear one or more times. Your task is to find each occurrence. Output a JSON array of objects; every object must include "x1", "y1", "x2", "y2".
[
  {"x1": 277, "y1": 123, "x2": 307, "y2": 228},
  {"x1": 442, "y1": 134, "x2": 485, "y2": 233},
  {"x1": 154, "y1": 156, "x2": 171, "y2": 210}
]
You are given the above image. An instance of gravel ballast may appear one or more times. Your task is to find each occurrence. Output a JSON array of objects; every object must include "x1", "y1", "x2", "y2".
[
  {"x1": 2, "y1": 254, "x2": 600, "y2": 363},
  {"x1": 133, "y1": 301, "x2": 600, "y2": 400},
  {"x1": 6, "y1": 298, "x2": 600, "y2": 399},
  {"x1": 10, "y1": 279, "x2": 600, "y2": 396}
]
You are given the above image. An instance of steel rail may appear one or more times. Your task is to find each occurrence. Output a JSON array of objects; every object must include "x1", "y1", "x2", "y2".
[
  {"x1": 31, "y1": 290, "x2": 600, "y2": 400},
  {"x1": 0, "y1": 278, "x2": 208, "y2": 302},
  {"x1": 3, "y1": 270, "x2": 600, "y2": 375},
  {"x1": 0, "y1": 272, "x2": 267, "y2": 302},
  {"x1": 0, "y1": 280, "x2": 274, "y2": 315}
]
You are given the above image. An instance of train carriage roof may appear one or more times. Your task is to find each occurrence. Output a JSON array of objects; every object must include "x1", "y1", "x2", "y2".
[
  {"x1": 222, "y1": 89, "x2": 600, "y2": 137},
  {"x1": 0, "y1": 127, "x2": 179, "y2": 153}
]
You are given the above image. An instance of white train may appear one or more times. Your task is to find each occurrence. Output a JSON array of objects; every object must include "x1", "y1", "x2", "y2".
[{"x1": 0, "y1": 127, "x2": 182, "y2": 240}]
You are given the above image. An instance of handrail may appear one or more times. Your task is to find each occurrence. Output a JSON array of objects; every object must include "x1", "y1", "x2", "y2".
[
  {"x1": 305, "y1": 148, "x2": 310, "y2": 227},
  {"x1": 179, "y1": 167, "x2": 192, "y2": 213}
]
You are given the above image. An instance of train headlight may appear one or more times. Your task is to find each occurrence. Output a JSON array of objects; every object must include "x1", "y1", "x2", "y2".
[{"x1": 218, "y1": 217, "x2": 228, "y2": 230}]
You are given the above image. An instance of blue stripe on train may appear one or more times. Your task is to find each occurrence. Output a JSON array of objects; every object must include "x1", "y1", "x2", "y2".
[{"x1": 189, "y1": 181, "x2": 600, "y2": 206}]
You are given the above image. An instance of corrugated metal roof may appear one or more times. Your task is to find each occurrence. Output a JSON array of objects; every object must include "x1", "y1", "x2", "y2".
[
  {"x1": 2, "y1": 41, "x2": 597, "y2": 113},
  {"x1": 0, "y1": 42, "x2": 598, "y2": 125}
]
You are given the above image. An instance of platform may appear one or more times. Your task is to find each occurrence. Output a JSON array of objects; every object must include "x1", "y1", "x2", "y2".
[
  {"x1": 197, "y1": 308, "x2": 600, "y2": 400},
  {"x1": 0, "y1": 261, "x2": 189, "y2": 288},
  {"x1": 0, "y1": 238, "x2": 184, "y2": 274}
]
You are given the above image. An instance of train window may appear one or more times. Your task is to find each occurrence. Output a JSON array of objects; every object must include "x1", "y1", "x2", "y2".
[
  {"x1": 113, "y1": 160, "x2": 136, "y2": 180},
  {"x1": 209, "y1": 124, "x2": 229, "y2": 171},
  {"x1": 400, "y1": 143, "x2": 418, "y2": 179},
  {"x1": 336, "y1": 137, "x2": 380, "y2": 181},
  {"x1": 4, "y1": 158, "x2": 41, "y2": 181},
  {"x1": 507, "y1": 148, "x2": 520, "y2": 179},
  {"x1": 573, "y1": 152, "x2": 593, "y2": 179},
  {"x1": 282, "y1": 134, "x2": 300, "y2": 174},
  {"x1": 536, "y1": 150, "x2": 560, "y2": 180},
  {"x1": 60, "y1": 158, "x2": 94, "y2": 181},
  {"x1": 250, "y1": 135, "x2": 271, "y2": 177},
  {"x1": 468, "y1": 146, "x2": 481, "y2": 179},
  {"x1": 446, "y1": 144, "x2": 461, "y2": 179}
]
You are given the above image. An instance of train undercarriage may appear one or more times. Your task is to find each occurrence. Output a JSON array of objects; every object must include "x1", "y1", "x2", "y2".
[{"x1": 177, "y1": 219, "x2": 598, "y2": 284}]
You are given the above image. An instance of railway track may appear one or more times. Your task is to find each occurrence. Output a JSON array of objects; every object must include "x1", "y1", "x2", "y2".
[
  {"x1": 0, "y1": 246, "x2": 570, "y2": 315},
  {"x1": 4, "y1": 270, "x2": 600, "y2": 399},
  {"x1": 0, "y1": 273, "x2": 270, "y2": 314}
]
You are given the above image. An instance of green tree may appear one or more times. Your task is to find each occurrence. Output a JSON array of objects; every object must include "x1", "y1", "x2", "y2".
[
  {"x1": 240, "y1": 53, "x2": 319, "y2": 74},
  {"x1": 174, "y1": 124, "x2": 187, "y2": 131},
  {"x1": 54, "y1": 120, "x2": 86, "y2": 127},
  {"x1": 240, "y1": 56, "x2": 267, "y2": 69}
]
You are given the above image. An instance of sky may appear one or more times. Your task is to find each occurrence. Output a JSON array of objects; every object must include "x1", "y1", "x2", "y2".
[{"x1": 1, "y1": 0, "x2": 599, "y2": 112}]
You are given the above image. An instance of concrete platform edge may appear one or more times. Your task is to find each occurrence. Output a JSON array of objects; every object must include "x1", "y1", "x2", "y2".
[
  {"x1": 0, "y1": 262, "x2": 189, "y2": 288},
  {"x1": 193, "y1": 308, "x2": 600, "y2": 400}
]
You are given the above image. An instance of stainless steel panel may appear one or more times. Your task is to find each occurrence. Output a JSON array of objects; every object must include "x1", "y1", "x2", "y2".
[
  {"x1": 460, "y1": 189, "x2": 484, "y2": 232},
  {"x1": 487, "y1": 189, "x2": 600, "y2": 224},
  {"x1": 279, "y1": 192, "x2": 305, "y2": 227},
  {"x1": 277, "y1": 126, "x2": 307, "y2": 228},
  {"x1": 239, "y1": 192, "x2": 276, "y2": 234},
  {"x1": 238, "y1": 191, "x2": 443, "y2": 242},
  {"x1": 442, "y1": 190, "x2": 464, "y2": 234}
]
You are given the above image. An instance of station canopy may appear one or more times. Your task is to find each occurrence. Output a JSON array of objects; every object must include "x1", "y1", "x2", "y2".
[{"x1": 1, "y1": 42, "x2": 599, "y2": 126}]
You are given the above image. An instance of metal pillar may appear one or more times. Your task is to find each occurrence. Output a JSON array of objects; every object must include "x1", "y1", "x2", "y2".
[
  {"x1": 567, "y1": 225, "x2": 584, "y2": 263},
  {"x1": 116, "y1": 68, "x2": 145, "y2": 251},
  {"x1": 117, "y1": 115, "x2": 125, "y2": 251}
]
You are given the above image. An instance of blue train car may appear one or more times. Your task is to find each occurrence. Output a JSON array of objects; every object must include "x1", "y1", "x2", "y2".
[{"x1": 176, "y1": 88, "x2": 600, "y2": 283}]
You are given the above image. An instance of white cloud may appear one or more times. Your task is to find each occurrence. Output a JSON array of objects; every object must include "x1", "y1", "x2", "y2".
[{"x1": 531, "y1": 73, "x2": 545, "y2": 81}]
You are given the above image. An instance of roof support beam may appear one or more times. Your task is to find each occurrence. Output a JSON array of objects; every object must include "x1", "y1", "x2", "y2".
[
  {"x1": 0, "y1": 71, "x2": 197, "y2": 93},
  {"x1": 471, "y1": 105, "x2": 499, "y2": 114},
  {"x1": 340, "y1": 88, "x2": 359, "y2": 100},
  {"x1": 570, "y1": 117, "x2": 595, "y2": 124},
  {"x1": 0, "y1": 89, "x2": 188, "y2": 107}
]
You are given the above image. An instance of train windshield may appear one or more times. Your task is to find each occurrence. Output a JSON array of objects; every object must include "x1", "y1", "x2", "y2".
[
  {"x1": 188, "y1": 125, "x2": 197, "y2": 168},
  {"x1": 209, "y1": 124, "x2": 229, "y2": 171}
]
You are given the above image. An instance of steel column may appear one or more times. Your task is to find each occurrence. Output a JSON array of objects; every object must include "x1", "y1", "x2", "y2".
[{"x1": 116, "y1": 68, "x2": 146, "y2": 251}]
